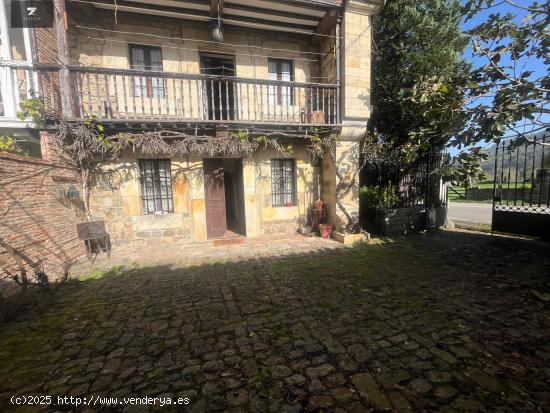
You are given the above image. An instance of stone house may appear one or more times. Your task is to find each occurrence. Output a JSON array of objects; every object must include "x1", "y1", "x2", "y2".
[{"x1": 1, "y1": 0, "x2": 382, "y2": 257}]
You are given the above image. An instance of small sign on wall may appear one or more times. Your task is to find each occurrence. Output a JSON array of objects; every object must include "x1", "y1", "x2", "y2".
[{"x1": 56, "y1": 184, "x2": 80, "y2": 201}]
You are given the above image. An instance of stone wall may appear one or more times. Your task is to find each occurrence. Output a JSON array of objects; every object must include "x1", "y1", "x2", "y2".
[
  {"x1": 39, "y1": 2, "x2": 382, "y2": 239},
  {"x1": 62, "y1": 7, "x2": 322, "y2": 123},
  {"x1": 377, "y1": 207, "x2": 426, "y2": 235},
  {"x1": 464, "y1": 188, "x2": 495, "y2": 201},
  {"x1": 66, "y1": 7, "x2": 318, "y2": 77},
  {"x1": 0, "y1": 151, "x2": 86, "y2": 279},
  {"x1": 247, "y1": 146, "x2": 319, "y2": 236},
  {"x1": 467, "y1": 186, "x2": 549, "y2": 204},
  {"x1": 89, "y1": 155, "x2": 204, "y2": 248},
  {"x1": 87, "y1": 144, "x2": 318, "y2": 244},
  {"x1": 321, "y1": 141, "x2": 361, "y2": 233},
  {"x1": 342, "y1": 4, "x2": 374, "y2": 123}
]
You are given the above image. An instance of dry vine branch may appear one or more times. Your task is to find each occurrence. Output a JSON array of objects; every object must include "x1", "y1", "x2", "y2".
[{"x1": 46, "y1": 117, "x2": 376, "y2": 233}]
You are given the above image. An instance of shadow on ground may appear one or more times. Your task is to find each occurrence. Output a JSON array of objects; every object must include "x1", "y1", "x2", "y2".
[{"x1": 0, "y1": 230, "x2": 549, "y2": 412}]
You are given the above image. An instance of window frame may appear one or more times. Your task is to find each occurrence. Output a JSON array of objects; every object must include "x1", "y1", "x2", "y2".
[
  {"x1": 271, "y1": 158, "x2": 297, "y2": 207},
  {"x1": 268, "y1": 58, "x2": 294, "y2": 106},
  {"x1": 129, "y1": 44, "x2": 165, "y2": 98},
  {"x1": 138, "y1": 159, "x2": 174, "y2": 215}
]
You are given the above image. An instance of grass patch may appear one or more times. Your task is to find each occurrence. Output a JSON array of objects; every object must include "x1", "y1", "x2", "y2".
[
  {"x1": 79, "y1": 265, "x2": 126, "y2": 281},
  {"x1": 476, "y1": 181, "x2": 532, "y2": 189},
  {"x1": 453, "y1": 222, "x2": 492, "y2": 232}
]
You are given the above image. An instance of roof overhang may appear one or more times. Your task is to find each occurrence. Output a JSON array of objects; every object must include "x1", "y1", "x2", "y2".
[{"x1": 72, "y1": 0, "x2": 343, "y2": 36}]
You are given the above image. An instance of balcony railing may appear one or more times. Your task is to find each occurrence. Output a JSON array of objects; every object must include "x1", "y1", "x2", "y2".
[
  {"x1": 0, "y1": 61, "x2": 60, "y2": 120},
  {"x1": 1, "y1": 62, "x2": 340, "y2": 126}
]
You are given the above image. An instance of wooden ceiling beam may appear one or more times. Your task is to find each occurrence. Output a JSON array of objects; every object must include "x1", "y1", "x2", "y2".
[
  {"x1": 315, "y1": 9, "x2": 337, "y2": 35},
  {"x1": 83, "y1": 0, "x2": 211, "y2": 18},
  {"x1": 223, "y1": 3, "x2": 320, "y2": 23},
  {"x1": 223, "y1": 15, "x2": 315, "y2": 32},
  {"x1": 264, "y1": 0, "x2": 340, "y2": 12}
]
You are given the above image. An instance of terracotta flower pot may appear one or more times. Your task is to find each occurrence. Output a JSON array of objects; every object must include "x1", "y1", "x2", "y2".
[{"x1": 319, "y1": 223, "x2": 333, "y2": 239}]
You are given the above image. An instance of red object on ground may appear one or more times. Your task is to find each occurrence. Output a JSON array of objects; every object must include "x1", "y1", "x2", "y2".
[{"x1": 319, "y1": 223, "x2": 333, "y2": 239}]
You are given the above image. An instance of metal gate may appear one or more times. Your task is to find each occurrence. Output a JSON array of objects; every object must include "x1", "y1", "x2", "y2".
[{"x1": 492, "y1": 135, "x2": 550, "y2": 239}]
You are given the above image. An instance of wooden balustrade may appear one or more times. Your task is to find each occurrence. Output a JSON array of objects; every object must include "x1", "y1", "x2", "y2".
[{"x1": 0, "y1": 62, "x2": 340, "y2": 126}]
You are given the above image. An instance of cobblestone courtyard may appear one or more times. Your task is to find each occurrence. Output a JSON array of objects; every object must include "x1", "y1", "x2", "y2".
[{"x1": 1, "y1": 230, "x2": 549, "y2": 412}]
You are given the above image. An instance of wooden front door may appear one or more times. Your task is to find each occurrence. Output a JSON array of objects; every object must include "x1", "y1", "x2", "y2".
[{"x1": 203, "y1": 158, "x2": 227, "y2": 239}]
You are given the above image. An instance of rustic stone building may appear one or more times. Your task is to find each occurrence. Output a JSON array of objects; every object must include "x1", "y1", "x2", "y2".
[{"x1": 1, "y1": 0, "x2": 382, "y2": 258}]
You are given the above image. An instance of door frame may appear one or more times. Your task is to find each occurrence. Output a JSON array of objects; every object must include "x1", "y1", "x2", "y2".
[
  {"x1": 199, "y1": 52, "x2": 236, "y2": 121},
  {"x1": 203, "y1": 157, "x2": 247, "y2": 239}
]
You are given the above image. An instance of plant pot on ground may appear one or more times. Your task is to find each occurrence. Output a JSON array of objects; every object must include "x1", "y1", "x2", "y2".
[{"x1": 318, "y1": 223, "x2": 333, "y2": 239}]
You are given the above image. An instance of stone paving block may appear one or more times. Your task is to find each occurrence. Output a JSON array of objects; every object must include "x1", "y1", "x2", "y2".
[
  {"x1": 0, "y1": 232, "x2": 549, "y2": 412},
  {"x1": 352, "y1": 373, "x2": 392, "y2": 411}
]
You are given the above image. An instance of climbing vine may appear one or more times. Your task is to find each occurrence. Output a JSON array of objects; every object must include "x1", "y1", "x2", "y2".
[{"x1": 18, "y1": 98, "x2": 377, "y2": 233}]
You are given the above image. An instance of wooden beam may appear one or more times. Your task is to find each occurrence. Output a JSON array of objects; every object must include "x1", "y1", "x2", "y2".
[
  {"x1": 315, "y1": 9, "x2": 337, "y2": 35},
  {"x1": 223, "y1": 3, "x2": 320, "y2": 23},
  {"x1": 54, "y1": 0, "x2": 75, "y2": 117},
  {"x1": 84, "y1": 0, "x2": 211, "y2": 18},
  {"x1": 223, "y1": 14, "x2": 315, "y2": 32},
  {"x1": 266, "y1": 0, "x2": 340, "y2": 12}
]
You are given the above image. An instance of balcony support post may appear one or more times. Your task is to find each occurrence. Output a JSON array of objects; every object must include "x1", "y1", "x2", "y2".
[
  {"x1": 54, "y1": 0, "x2": 75, "y2": 117},
  {"x1": 335, "y1": 14, "x2": 342, "y2": 124}
]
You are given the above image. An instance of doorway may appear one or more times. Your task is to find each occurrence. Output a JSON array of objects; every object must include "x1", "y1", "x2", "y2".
[
  {"x1": 200, "y1": 53, "x2": 236, "y2": 121},
  {"x1": 203, "y1": 158, "x2": 246, "y2": 239}
]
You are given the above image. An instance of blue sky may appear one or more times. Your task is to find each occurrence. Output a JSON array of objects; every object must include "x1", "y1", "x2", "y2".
[
  {"x1": 461, "y1": 1, "x2": 546, "y2": 81},
  {"x1": 448, "y1": 1, "x2": 548, "y2": 156}
]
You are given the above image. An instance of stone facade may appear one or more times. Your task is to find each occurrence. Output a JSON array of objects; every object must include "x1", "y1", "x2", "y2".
[
  {"x1": 87, "y1": 145, "x2": 319, "y2": 246},
  {"x1": 25, "y1": 0, "x2": 382, "y2": 244},
  {"x1": 68, "y1": 10, "x2": 318, "y2": 79}
]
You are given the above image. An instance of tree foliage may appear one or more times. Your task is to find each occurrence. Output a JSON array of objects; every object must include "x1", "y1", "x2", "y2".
[
  {"x1": 458, "y1": 0, "x2": 549, "y2": 147},
  {"x1": 440, "y1": 147, "x2": 488, "y2": 188},
  {"x1": 371, "y1": 0, "x2": 469, "y2": 153},
  {"x1": 0, "y1": 134, "x2": 22, "y2": 154}
]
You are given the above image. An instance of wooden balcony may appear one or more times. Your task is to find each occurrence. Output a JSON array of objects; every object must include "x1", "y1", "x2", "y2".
[
  {"x1": 0, "y1": 61, "x2": 59, "y2": 123},
  {"x1": 1, "y1": 62, "x2": 340, "y2": 128}
]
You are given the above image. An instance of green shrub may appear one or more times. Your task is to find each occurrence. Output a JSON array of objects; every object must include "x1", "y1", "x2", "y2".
[
  {"x1": 0, "y1": 134, "x2": 22, "y2": 154},
  {"x1": 359, "y1": 185, "x2": 399, "y2": 209}
]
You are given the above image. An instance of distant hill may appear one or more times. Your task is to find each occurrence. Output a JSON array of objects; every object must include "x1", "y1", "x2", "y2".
[{"x1": 479, "y1": 136, "x2": 550, "y2": 183}]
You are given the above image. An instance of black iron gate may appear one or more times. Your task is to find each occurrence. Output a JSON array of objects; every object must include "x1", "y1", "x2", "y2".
[{"x1": 492, "y1": 135, "x2": 550, "y2": 239}]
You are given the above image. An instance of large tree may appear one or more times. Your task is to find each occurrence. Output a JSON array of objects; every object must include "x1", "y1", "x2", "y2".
[
  {"x1": 458, "y1": 1, "x2": 549, "y2": 148},
  {"x1": 370, "y1": 0, "x2": 470, "y2": 154}
]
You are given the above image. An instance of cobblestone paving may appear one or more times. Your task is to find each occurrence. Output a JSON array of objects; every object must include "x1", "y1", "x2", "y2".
[
  {"x1": 1, "y1": 230, "x2": 549, "y2": 412},
  {"x1": 70, "y1": 234, "x2": 344, "y2": 276}
]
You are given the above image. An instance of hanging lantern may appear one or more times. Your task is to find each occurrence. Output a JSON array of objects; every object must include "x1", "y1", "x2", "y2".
[
  {"x1": 211, "y1": 0, "x2": 223, "y2": 42},
  {"x1": 212, "y1": 26, "x2": 223, "y2": 43}
]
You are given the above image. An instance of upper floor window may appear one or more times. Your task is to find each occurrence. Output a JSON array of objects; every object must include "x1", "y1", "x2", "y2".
[
  {"x1": 138, "y1": 159, "x2": 174, "y2": 215},
  {"x1": 268, "y1": 59, "x2": 294, "y2": 106},
  {"x1": 129, "y1": 44, "x2": 165, "y2": 98},
  {"x1": 271, "y1": 159, "x2": 296, "y2": 207}
]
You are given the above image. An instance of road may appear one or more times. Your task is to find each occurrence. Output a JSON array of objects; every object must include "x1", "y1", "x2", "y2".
[{"x1": 448, "y1": 202, "x2": 492, "y2": 225}]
